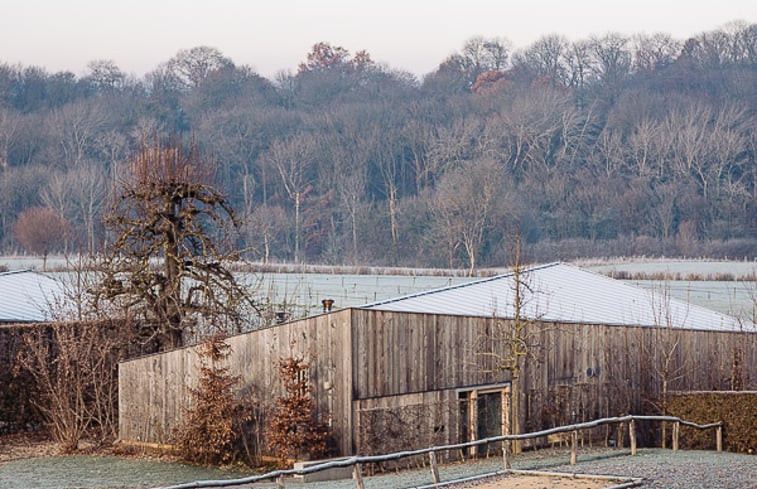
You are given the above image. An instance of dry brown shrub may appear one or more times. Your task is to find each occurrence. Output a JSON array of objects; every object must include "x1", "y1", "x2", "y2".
[
  {"x1": 265, "y1": 355, "x2": 329, "y2": 465},
  {"x1": 174, "y1": 334, "x2": 241, "y2": 465}
]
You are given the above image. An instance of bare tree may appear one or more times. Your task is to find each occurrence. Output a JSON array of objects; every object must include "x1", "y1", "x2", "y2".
[
  {"x1": 589, "y1": 33, "x2": 632, "y2": 95},
  {"x1": 44, "y1": 99, "x2": 109, "y2": 171},
  {"x1": 513, "y1": 34, "x2": 571, "y2": 84},
  {"x1": 0, "y1": 107, "x2": 21, "y2": 171},
  {"x1": 267, "y1": 135, "x2": 316, "y2": 263},
  {"x1": 429, "y1": 158, "x2": 505, "y2": 274},
  {"x1": 95, "y1": 136, "x2": 256, "y2": 350},
  {"x1": 631, "y1": 33, "x2": 682, "y2": 72},
  {"x1": 565, "y1": 39, "x2": 593, "y2": 90},
  {"x1": 477, "y1": 235, "x2": 545, "y2": 453},
  {"x1": 15, "y1": 258, "x2": 141, "y2": 452},
  {"x1": 42, "y1": 165, "x2": 106, "y2": 253},
  {"x1": 646, "y1": 282, "x2": 689, "y2": 448},
  {"x1": 166, "y1": 46, "x2": 234, "y2": 90},
  {"x1": 245, "y1": 204, "x2": 289, "y2": 263},
  {"x1": 18, "y1": 320, "x2": 125, "y2": 451},
  {"x1": 84, "y1": 59, "x2": 126, "y2": 91}
]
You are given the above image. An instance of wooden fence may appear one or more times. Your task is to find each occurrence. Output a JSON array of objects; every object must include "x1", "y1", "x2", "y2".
[{"x1": 151, "y1": 414, "x2": 722, "y2": 489}]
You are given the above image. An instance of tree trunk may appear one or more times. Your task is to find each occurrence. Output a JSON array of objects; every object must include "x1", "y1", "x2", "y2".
[
  {"x1": 294, "y1": 192, "x2": 301, "y2": 263},
  {"x1": 511, "y1": 369, "x2": 521, "y2": 454}
]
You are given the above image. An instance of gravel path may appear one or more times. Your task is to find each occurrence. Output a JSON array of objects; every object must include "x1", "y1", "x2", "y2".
[
  {"x1": 1, "y1": 447, "x2": 753, "y2": 488},
  {"x1": 545, "y1": 449, "x2": 757, "y2": 489},
  {"x1": 258, "y1": 448, "x2": 756, "y2": 489}
]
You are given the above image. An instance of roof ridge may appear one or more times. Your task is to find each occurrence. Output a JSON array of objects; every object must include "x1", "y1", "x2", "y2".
[
  {"x1": 360, "y1": 262, "x2": 562, "y2": 308},
  {"x1": 0, "y1": 268, "x2": 37, "y2": 277},
  {"x1": 359, "y1": 262, "x2": 752, "y2": 331}
]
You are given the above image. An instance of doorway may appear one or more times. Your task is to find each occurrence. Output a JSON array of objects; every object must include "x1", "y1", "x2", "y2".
[{"x1": 458, "y1": 384, "x2": 510, "y2": 456}]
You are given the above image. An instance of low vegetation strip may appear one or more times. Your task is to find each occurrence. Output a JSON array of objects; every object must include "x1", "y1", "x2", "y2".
[{"x1": 599, "y1": 270, "x2": 756, "y2": 282}]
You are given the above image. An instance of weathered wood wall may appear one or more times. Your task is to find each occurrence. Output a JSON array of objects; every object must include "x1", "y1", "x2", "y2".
[
  {"x1": 349, "y1": 309, "x2": 757, "y2": 445},
  {"x1": 353, "y1": 390, "x2": 460, "y2": 455},
  {"x1": 119, "y1": 307, "x2": 757, "y2": 456},
  {"x1": 118, "y1": 309, "x2": 354, "y2": 453}
]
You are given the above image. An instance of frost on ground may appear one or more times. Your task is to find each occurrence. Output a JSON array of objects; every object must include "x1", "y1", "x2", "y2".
[{"x1": 0, "y1": 446, "x2": 754, "y2": 489}]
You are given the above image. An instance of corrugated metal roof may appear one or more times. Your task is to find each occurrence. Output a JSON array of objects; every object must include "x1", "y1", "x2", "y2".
[
  {"x1": 0, "y1": 270, "x2": 68, "y2": 323},
  {"x1": 360, "y1": 263, "x2": 750, "y2": 332}
]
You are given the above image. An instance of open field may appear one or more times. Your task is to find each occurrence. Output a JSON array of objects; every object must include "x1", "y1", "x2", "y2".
[
  {"x1": 582, "y1": 259, "x2": 757, "y2": 280},
  {"x1": 3, "y1": 257, "x2": 754, "y2": 319}
]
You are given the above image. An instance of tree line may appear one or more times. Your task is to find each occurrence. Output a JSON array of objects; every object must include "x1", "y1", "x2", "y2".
[{"x1": 1, "y1": 21, "x2": 755, "y2": 269}]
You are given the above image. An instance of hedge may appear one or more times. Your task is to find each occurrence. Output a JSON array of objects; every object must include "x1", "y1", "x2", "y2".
[{"x1": 668, "y1": 391, "x2": 756, "y2": 454}]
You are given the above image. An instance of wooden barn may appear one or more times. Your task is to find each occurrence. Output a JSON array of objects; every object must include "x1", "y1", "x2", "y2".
[{"x1": 118, "y1": 263, "x2": 757, "y2": 455}]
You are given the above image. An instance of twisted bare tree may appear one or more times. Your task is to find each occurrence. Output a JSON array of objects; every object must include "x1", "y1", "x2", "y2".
[{"x1": 95, "y1": 135, "x2": 257, "y2": 350}]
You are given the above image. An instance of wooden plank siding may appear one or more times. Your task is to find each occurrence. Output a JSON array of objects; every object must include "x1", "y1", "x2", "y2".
[
  {"x1": 349, "y1": 310, "x2": 756, "y2": 449},
  {"x1": 118, "y1": 309, "x2": 354, "y2": 454},
  {"x1": 353, "y1": 390, "x2": 460, "y2": 456},
  {"x1": 119, "y1": 307, "x2": 756, "y2": 456}
]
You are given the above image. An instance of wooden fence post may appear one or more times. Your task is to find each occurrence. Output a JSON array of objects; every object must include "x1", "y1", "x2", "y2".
[
  {"x1": 672, "y1": 422, "x2": 679, "y2": 451},
  {"x1": 716, "y1": 425, "x2": 723, "y2": 452},
  {"x1": 502, "y1": 438, "x2": 511, "y2": 470},
  {"x1": 571, "y1": 430, "x2": 578, "y2": 464},
  {"x1": 429, "y1": 450, "x2": 440, "y2": 485},
  {"x1": 469, "y1": 391, "x2": 478, "y2": 457},
  {"x1": 353, "y1": 463, "x2": 365, "y2": 489},
  {"x1": 629, "y1": 419, "x2": 637, "y2": 455}
]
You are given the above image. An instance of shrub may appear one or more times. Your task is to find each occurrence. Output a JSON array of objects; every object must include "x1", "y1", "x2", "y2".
[
  {"x1": 174, "y1": 334, "x2": 241, "y2": 465},
  {"x1": 17, "y1": 322, "x2": 125, "y2": 451},
  {"x1": 266, "y1": 355, "x2": 329, "y2": 465},
  {"x1": 668, "y1": 391, "x2": 757, "y2": 454}
]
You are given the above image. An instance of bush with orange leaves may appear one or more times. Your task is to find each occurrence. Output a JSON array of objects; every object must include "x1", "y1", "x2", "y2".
[{"x1": 265, "y1": 355, "x2": 329, "y2": 465}]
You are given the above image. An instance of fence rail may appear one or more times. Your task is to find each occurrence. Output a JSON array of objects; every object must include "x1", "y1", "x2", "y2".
[{"x1": 154, "y1": 414, "x2": 722, "y2": 489}]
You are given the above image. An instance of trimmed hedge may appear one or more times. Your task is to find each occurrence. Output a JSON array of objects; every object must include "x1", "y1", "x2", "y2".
[
  {"x1": 0, "y1": 327, "x2": 43, "y2": 433},
  {"x1": 668, "y1": 391, "x2": 756, "y2": 454}
]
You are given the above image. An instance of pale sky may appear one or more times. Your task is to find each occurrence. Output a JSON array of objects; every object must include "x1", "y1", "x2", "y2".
[{"x1": 1, "y1": 0, "x2": 755, "y2": 80}]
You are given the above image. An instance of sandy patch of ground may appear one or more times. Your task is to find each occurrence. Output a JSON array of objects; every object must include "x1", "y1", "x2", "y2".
[{"x1": 466, "y1": 474, "x2": 615, "y2": 489}]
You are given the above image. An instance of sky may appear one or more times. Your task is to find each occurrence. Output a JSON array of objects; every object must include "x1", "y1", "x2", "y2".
[{"x1": 1, "y1": 0, "x2": 755, "y2": 80}]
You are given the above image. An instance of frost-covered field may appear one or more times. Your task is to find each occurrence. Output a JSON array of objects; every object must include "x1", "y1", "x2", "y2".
[
  {"x1": 0, "y1": 256, "x2": 72, "y2": 271},
  {"x1": 582, "y1": 259, "x2": 756, "y2": 278},
  {"x1": 248, "y1": 272, "x2": 474, "y2": 313},
  {"x1": 3, "y1": 256, "x2": 754, "y2": 319},
  {"x1": 629, "y1": 280, "x2": 754, "y2": 319},
  {"x1": 582, "y1": 259, "x2": 755, "y2": 318}
]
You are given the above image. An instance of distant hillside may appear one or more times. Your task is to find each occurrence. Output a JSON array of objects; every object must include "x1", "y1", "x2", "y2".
[{"x1": 0, "y1": 22, "x2": 755, "y2": 267}]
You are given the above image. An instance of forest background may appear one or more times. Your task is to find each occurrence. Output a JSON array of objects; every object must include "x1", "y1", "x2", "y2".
[{"x1": 0, "y1": 21, "x2": 755, "y2": 270}]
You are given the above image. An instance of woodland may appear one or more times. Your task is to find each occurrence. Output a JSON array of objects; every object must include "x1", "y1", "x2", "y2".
[{"x1": 0, "y1": 21, "x2": 755, "y2": 269}]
